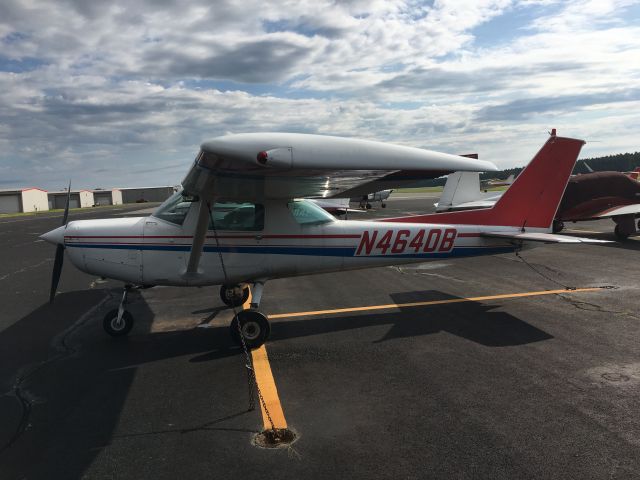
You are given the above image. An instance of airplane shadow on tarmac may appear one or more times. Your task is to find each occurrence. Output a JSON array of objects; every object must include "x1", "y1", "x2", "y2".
[
  {"x1": 267, "y1": 289, "x2": 552, "y2": 348},
  {"x1": 0, "y1": 287, "x2": 552, "y2": 479},
  {"x1": 190, "y1": 289, "x2": 553, "y2": 362}
]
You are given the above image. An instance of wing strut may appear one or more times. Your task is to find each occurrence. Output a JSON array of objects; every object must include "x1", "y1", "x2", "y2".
[{"x1": 185, "y1": 199, "x2": 211, "y2": 274}]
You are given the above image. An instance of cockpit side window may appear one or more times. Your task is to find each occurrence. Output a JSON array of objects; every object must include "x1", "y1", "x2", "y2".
[
  {"x1": 208, "y1": 202, "x2": 264, "y2": 231},
  {"x1": 288, "y1": 199, "x2": 335, "y2": 225},
  {"x1": 153, "y1": 190, "x2": 197, "y2": 225}
]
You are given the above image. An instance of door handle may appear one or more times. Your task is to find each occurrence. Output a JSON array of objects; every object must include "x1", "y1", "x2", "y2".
[{"x1": 255, "y1": 234, "x2": 263, "y2": 241}]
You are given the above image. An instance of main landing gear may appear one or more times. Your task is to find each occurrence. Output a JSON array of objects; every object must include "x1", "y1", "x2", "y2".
[
  {"x1": 224, "y1": 281, "x2": 270, "y2": 349},
  {"x1": 220, "y1": 283, "x2": 250, "y2": 307},
  {"x1": 102, "y1": 282, "x2": 271, "y2": 348}
]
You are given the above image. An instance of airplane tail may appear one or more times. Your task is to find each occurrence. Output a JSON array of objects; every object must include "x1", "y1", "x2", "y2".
[
  {"x1": 436, "y1": 171, "x2": 482, "y2": 211},
  {"x1": 383, "y1": 132, "x2": 586, "y2": 230}
]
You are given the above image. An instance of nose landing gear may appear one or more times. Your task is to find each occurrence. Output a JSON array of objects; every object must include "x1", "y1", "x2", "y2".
[{"x1": 103, "y1": 285, "x2": 135, "y2": 337}]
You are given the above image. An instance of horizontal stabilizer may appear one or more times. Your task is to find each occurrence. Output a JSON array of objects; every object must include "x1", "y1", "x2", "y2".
[{"x1": 481, "y1": 231, "x2": 612, "y2": 243}]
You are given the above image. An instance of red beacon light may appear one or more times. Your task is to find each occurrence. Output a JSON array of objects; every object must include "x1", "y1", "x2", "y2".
[{"x1": 257, "y1": 151, "x2": 268, "y2": 165}]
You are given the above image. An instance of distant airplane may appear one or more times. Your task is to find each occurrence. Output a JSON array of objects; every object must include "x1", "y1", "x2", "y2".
[
  {"x1": 354, "y1": 189, "x2": 393, "y2": 209},
  {"x1": 308, "y1": 198, "x2": 362, "y2": 215},
  {"x1": 480, "y1": 174, "x2": 515, "y2": 191},
  {"x1": 555, "y1": 171, "x2": 640, "y2": 238},
  {"x1": 435, "y1": 171, "x2": 501, "y2": 212},
  {"x1": 436, "y1": 169, "x2": 640, "y2": 240}
]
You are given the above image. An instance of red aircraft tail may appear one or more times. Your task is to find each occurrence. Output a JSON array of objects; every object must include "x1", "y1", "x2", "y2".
[{"x1": 383, "y1": 132, "x2": 586, "y2": 229}]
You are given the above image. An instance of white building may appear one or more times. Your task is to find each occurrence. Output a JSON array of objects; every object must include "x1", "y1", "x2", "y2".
[
  {"x1": 92, "y1": 189, "x2": 123, "y2": 206},
  {"x1": 47, "y1": 190, "x2": 95, "y2": 210},
  {"x1": 0, "y1": 188, "x2": 49, "y2": 214},
  {"x1": 119, "y1": 186, "x2": 176, "y2": 203}
]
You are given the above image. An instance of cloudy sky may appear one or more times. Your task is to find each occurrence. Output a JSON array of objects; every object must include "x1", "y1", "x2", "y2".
[{"x1": 1, "y1": 0, "x2": 639, "y2": 189}]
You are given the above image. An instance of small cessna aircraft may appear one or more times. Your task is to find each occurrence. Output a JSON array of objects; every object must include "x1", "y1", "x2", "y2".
[
  {"x1": 355, "y1": 189, "x2": 393, "y2": 209},
  {"x1": 41, "y1": 131, "x2": 602, "y2": 348}
]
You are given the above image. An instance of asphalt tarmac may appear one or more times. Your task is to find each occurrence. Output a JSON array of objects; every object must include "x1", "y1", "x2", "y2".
[{"x1": 1, "y1": 196, "x2": 639, "y2": 479}]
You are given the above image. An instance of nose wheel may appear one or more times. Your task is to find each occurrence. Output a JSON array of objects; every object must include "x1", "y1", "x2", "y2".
[
  {"x1": 103, "y1": 309, "x2": 134, "y2": 336},
  {"x1": 103, "y1": 285, "x2": 135, "y2": 337}
]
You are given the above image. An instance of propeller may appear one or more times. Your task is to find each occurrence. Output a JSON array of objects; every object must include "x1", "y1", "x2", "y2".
[{"x1": 49, "y1": 181, "x2": 71, "y2": 303}]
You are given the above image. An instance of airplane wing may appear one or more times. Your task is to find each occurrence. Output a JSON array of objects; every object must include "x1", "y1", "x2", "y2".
[
  {"x1": 182, "y1": 133, "x2": 498, "y2": 200},
  {"x1": 481, "y1": 231, "x2": 611, "y2": 243},
  {"x1": 591, "y1": 204, "x2": 640, "y2": 218}
]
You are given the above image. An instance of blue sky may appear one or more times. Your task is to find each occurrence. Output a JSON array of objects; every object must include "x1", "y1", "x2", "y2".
[{"x1": 1, "y1": 0, "x2": 639, "y2": 189}]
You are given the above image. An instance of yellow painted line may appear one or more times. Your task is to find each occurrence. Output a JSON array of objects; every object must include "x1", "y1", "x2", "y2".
[
  {"x1": 251, "y1": 345, "x2": 288, "y2": 429},
  {"x1": 268, "y1": 287, "x2": 602, "y2": 320},
  {"x1": 244, "y1": 290, "x2": 288, "y2": 430}
]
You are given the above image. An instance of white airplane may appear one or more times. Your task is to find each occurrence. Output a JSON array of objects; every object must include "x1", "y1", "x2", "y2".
[
  {"x1": 355, "y1": 189, "x2": 393, "y2": 209},
  {"x1": 41, "y1": 131, "x2": 603, "y2": 348},
  {"x1": 308, "y1": 198, "x2": 362, "y2": 215},
  {"x1": 435, "y1": 171, "x2": 503, "y2": 212}
]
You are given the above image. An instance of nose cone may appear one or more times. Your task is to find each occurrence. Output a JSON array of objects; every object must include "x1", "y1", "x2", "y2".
[{"x1": 41, "y1": 225, "x2": 66, "y2": 245}]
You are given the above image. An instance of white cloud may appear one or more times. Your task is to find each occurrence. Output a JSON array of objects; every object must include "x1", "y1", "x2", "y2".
[{"x1": 0, "y1": 0, "x2": 639, "y2": 189}]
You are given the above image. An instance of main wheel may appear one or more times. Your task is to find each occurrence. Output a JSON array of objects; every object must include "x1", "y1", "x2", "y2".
[
  {"x1": 381, "y1": 202, "x2": 387, "y2": 208},
  {"x1": 230, "y1": 310, "x2": 270, "y2": 349},
  {"x1": 552, "y1": 219, "x2": 564, "y2": 233},
  {"x1": 365, "y1": 203, "x2": 372, "y2": 209},
  {"x1": 614, "y1": 224, "x2": 630, "y2": 240},
  {"x1": 103, "y1": 309, "x2": 134, "y2": 337},
  {"x1": 220, "y1": 284, "x2": 250, "y2": 307}
]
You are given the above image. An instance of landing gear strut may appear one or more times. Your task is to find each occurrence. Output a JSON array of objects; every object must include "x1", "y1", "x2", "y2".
[
  {"x1": 103, "y1": 285, "x2": 135, "y2": 337},
  {"x1": 229, "y1": 280, "x2": 270, "y2": 349}
]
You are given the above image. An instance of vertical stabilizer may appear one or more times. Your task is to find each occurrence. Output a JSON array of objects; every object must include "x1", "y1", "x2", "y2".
[{"x1": 383, "y1": 133, "x2": 586, "y2": 229}]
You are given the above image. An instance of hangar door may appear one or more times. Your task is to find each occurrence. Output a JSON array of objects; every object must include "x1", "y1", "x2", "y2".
[
  {"x1": 94, "y1": 192, "x2": 112, "y2": 205},
  {"x1": 54, "y1": 194, "x2": 80, "y2": 209},
  {"x1": 0, "y1": 194, "x2": 21, "y2": 213}
]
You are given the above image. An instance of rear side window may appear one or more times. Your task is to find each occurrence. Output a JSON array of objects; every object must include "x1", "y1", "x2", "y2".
[
  {"x1": 209, "y1": 202, "x2": 264, "y2": 231},
  {"x1": 288, "y1": 199, "x2": 335, "y2": 225}
]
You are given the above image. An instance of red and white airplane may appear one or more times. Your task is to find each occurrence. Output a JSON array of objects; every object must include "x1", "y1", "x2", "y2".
[{"x1": 41, "y1": 131, "x2": 603, "y2": 348}]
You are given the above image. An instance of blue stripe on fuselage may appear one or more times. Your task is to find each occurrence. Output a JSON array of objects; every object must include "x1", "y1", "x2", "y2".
[{"x1": 65, "y1": 243, "x2": 515, "y2": 258}]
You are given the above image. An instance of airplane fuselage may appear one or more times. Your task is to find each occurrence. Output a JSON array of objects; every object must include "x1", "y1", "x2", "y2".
[{"x1": 57, "y1": 198, "x2": 520, "y2": 287}]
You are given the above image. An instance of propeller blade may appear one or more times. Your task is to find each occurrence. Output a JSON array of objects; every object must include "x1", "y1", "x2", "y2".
[
  {"x1": 61, "y1": 180, "x2": 71, "y2": 226},
  {"x1": 49, "y1": 244, "x2": 64, "y2": 303}
]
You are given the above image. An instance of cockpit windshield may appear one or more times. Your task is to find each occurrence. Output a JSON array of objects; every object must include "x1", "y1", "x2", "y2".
[{"x1": 153, "y1": 189, "x2": 196, "y2": 225}]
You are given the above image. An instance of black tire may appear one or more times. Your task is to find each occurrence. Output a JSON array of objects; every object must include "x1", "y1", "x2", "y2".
[
  {"x1": 230, "y1": 310, "x2": 270, "y2": 349},
  {"x1": 614, "y1": 224, "x2": 630, "y2": 240},
  {"x1": 220, "y1": 284, "x2": 250, "y2": 307},
  {"x1": 103, "y1": 309, "x2": 134, "y2": 337},
  {"x1": 365, "y1": 203, "x2": 372, "y2": 209},
  {"x1": 381, "y1": 203, "x2": 387, "y2": 208},
  {"x1": 552, "y1": 219, "x2": 564, "y2": 233}
]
